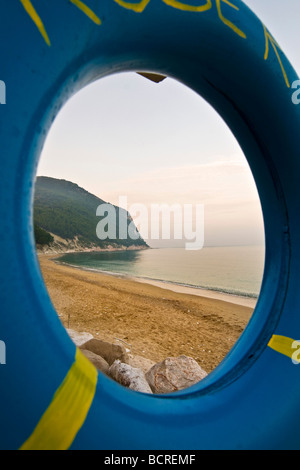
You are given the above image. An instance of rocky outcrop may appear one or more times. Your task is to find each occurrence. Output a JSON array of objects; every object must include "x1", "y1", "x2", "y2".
[
  {"x1": 37, "y1": 234, "x2": 149, "y2": 254},
  {"x1": 81, "y1": 338, "x2": 129, "y2": 366},
  {"x1": 81, "y1": 349, "x2": 110, "y2": 375},
  {"x1": 108, "y1": 360, "x2": 153, "y2": 394},
  {"x1": 145, "y1": 355, "x2": 208, "y2": 394}
]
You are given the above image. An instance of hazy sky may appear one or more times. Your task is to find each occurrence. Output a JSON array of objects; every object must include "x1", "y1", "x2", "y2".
[{"x1": 37, "y1": 0, "x2": 300, "y2": 248}]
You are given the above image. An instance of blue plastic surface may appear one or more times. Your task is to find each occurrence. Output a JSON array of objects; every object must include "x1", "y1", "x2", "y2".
[{"x1": 0, "y1": 0, "x2": 300, "y2": 450}]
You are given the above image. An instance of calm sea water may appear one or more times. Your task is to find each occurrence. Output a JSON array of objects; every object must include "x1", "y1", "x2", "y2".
[{"x1": 57, "y1": 245, "x2": 265, "y2": 299}]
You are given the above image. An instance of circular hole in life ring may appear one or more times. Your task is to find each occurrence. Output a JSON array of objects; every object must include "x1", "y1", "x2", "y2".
[{"x1": 33, "y1": 71, "x2": 265, "y2": 395}]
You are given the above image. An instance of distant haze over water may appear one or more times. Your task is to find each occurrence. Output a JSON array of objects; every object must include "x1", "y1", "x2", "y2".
[{"x1": 57, "y1": 245, "x2": 265, "y2": 299}]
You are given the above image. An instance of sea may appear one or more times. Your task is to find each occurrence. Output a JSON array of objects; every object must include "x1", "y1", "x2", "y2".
[{"x1": 56, "y1": 245, "x2": 265, "y2": 307}]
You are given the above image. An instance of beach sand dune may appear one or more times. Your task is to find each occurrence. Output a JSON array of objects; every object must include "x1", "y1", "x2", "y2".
[{"x1": 38, "y1": 255, "x2": 254, "y2": 373}]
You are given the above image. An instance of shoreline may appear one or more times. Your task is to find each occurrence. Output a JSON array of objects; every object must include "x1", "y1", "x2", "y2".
[
  {"x1": 38, "y1": 254, "x2": 254, "y2": 373},
  {"x1": 52, "y1": 256, "x2": 257, "y2": 309},
  {"x1": 134, "y1": 278, "x2": 257, "y2": 309}
]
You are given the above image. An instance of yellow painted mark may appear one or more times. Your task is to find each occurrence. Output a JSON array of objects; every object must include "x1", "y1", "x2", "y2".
[
  {"x1": 20, "y1": 349, "x2": 98, "y2": 451},
  {"x1": 268, "y1": 335, "x2": 300, "y2": 363},
  {"x1": 70, "y1": 0, "x2": 102, "y2": 25},
  {"x1": 263, "y1": 24, "x2": 290, "y2": 88},
  {"x1": 113, "y1": 0, "x2": 151, "y2": 13},
  {"x1": 162, "y1": 0, "x2": 212, "y2": 12},
  {"x1": 19, "y1": 0, "x2": 50, "y2": 46},
  {"x1": 216, "y1": 0, "x2": 246, "y2": 39}
]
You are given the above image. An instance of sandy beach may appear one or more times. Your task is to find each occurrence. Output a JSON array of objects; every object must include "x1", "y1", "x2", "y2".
[{"x1": 38, "y1": 254, "x2": 255, "y2": 373}]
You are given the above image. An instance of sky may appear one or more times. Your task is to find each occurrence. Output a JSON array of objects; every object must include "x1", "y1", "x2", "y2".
[{"x1": 37, "y1": 0, "x2": 300, "y2": 248}]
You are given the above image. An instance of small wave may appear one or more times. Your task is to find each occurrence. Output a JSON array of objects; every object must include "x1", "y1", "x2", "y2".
[
  {"x1": 54, "y1": 259, "x2": 259, "y2": 300},
  {"x1": 132, "y1": 276, "x2": 259, "y2": 299}
]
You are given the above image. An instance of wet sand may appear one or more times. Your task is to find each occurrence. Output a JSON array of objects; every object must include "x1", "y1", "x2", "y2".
[
  {"x1": 38, "y1": 254, "x2": 254, "y2": 373},
  {"x1": 135, "y1": 277, "x2": 257, "y2": 308}
]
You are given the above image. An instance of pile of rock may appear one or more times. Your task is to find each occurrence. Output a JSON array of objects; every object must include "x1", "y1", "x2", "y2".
[{"x1": 67, "y1": 329, "x2": 208, "y2": 394}]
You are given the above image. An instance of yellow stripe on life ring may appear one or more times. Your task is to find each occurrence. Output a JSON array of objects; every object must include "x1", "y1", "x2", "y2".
[
  {"x1": 20, "y1": 349, "x2": 98, "y2": 451},
  {"x1": 19, "y1": 0, "x2": 51, "y2": 46},
  {"x1": 268, "y1": 335, "x2": 300, "y2": 363},
  {"x1": 70, "y1": 0, "x2": 102, "y2": 24}
]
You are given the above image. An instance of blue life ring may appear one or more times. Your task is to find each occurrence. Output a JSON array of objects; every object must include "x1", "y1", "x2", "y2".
[{"x1": 0, "y1": 0, "x2": 300, "y2": 450}]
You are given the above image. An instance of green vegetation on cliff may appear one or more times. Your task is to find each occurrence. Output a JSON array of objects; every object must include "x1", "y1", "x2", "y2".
[
  {"x1": 34, "y1": 176, "x2": 148, "y2": 249},
  {"x1": 34, "y1": 223, "x2": 54, "y2": 246}
]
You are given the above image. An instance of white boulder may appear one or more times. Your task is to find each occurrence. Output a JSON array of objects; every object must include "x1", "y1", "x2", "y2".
[
  {"x1": 108, "y1": 360, "x2": 153, "y2": 394},
  {"x1": 67, "y1": 329, "x2": 93, "y2": 347},
  {"x1": 146, "y1": 355, "x2": 207, "y2": 394}
]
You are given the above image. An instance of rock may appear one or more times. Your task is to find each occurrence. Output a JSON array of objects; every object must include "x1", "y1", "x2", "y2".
[
  {"x1": 81, "y1": 349, "x2": 109, "y2": 375},
  {"x1": 145, "y1": 355, "x2": 207, "y2": 394},
  {"x1": 128, "y1": 354, "x2": 156, "y2": 374},
  {"x1": 108, "y1": 360, "x2": 153, "y2": 394},
  {"x1": 81, "y1": 338, "x2": 129, "y2": 366},
  {"x1": 67, "y1": 329, "x2": 93, "y2": 347}
]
